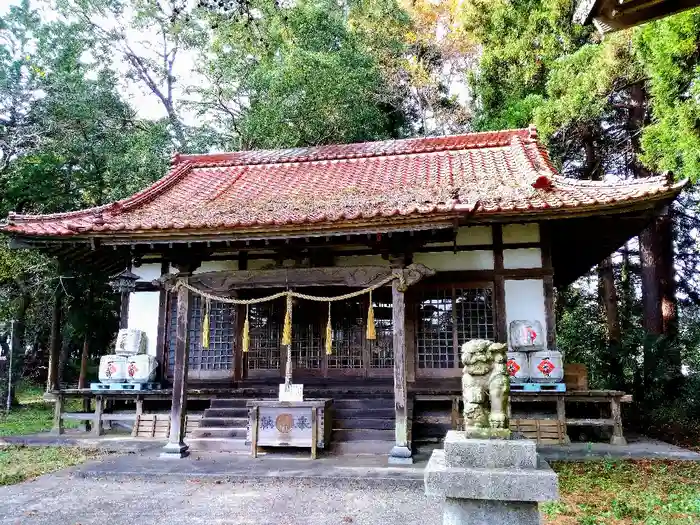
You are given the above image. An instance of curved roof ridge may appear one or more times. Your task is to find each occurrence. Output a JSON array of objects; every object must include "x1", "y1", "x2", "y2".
[{"x1": 177, "y1": 128, "x2": 534, "y2": 167}]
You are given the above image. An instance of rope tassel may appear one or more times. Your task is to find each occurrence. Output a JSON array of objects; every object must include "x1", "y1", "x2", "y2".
[
  {"x1": 366, "y1": 291, "x2": 376, "y2": 341},
  {"x1": 281, "y1": 293, "x2": 293, "y2": 346},
  {"x1": 202, "y1": 298, "x2": 211, "y2": 349},
  {"x1": 325, "y1": 302, "x2": 333, "y2": 355},
  {"x1": 242, "y1": 305, "x2": 250, "y2": 353}
]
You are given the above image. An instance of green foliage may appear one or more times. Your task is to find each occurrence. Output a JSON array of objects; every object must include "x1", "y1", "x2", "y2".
[
  {"x1": 199, "y1": 0, "x2": 409, "y2": 149},
  {"x1": 635, "y1": 10, "x2": 700, "y2": 183},
  {"x1": 0, "y1": 381, "x2": 80, "y2": 436},
  {"x1": 545, "y1": 460, "x2": 700, "y2": 524},
  {"x1": 461, "y1": 0, "x2": 591, "y2": 131},
  {"x1": 0, "y1": 446, "x2": 102, "y2": 486}
]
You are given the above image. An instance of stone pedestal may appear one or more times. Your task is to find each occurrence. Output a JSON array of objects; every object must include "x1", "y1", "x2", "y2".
[{"x1": 424, "y1": 431, "x2": 558, "y2": 525}]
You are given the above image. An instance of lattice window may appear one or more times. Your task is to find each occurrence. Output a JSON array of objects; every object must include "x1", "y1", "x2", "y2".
[
  {"x1": 416, "y1": 285, "x2": 494, "y2": 369},
  {"x1": 247, "y1": 299, "x2": 282, "y2": 371},
  {"x1": 455, "y1": 288, "x2": 494, "y2": 342},
  {"x1": 166, "y1": 293, "x2": 236, "y2": 372},
  {"x1": 417, "y1": 288, "x2": 455, "y2": 369},
  {"x1": 327, "y1": 299, "x2": 365, "y2": 369},
  {"x1": 369, "y1": 290, "x2": 393, "y2": 369},
  {"x1": 292, "y1": 300, "x2": 322, "y2": 369}
]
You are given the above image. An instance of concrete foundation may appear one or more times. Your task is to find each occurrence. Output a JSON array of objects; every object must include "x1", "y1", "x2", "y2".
[
  {"x1": 442, "y1": 498, "x2": 540, "y2": 525},
  {"x1": 425, "y1": 431, "x2": 558, "y2": 525}
]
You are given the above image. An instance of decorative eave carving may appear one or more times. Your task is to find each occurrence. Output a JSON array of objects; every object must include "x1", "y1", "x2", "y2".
[{"x1": 156, "y1": 264, "x2": 435, "y2": 294}]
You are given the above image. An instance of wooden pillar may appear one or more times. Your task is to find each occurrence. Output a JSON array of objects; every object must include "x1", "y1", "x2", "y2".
[
  {"x1": 46, "y1": 284, "x2": 62, "y2": 394},
  {"x1": 119, "y1": 291, "x2": 130, "y2": 330},
  {"x1": 161, "y1": 277, "x2": 191, "y2": 458},
  {"x1": 389, "y1": 277, "x2": 412, "y2": 464},
  {"x1": 492, "y1": 225, "x2": 506, "y2": 343}
]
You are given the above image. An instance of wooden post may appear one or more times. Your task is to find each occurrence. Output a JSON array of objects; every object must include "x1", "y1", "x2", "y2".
[
  {"x1": 51, "y1": 393, "x2": 64, "y2": 435},
  {"x1": 119, "y1": 290, "x2": 130, "y2": 330},
  {"x1": 251, "y1": 406, "x2": 259, "y2": 458},
  {"x1": 610, "y1": 397, "x2": 626, "y2": 445},
  {"x1": 389, "y1": 277, "x2": 412, "y2": 464},
  {"x1": 556, "y1": 396, "x2": 570, "y2": 444},
  {"x1": 161, "y1": 278, "x2": 191, "y2": 458},
  {"x1": 46, "y1": 285, "x2": 62, "y2": 394},
  {"x1": 311, "y1": 406, "x2": 318, "y2": 460},
  {"x1": 492, "y1": 225, "x2": 507, "y2": 342},
  {"x1": 93, "y1": 395, "x2": 104, "y2": 436}
]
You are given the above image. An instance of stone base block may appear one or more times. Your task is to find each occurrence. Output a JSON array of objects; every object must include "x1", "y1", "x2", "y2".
[
  {"x1": 425, "y1": 450, "x2": 558, "y2": 502},
  {"x1": 444, "y1": 431, "x2": 537, "y2": 469},
  {"x1": 388, "y1": 445, "x2": 413, "y2": 465},
  {"x1": 160, "y1": 442, "x2": 189, "y2": 459},
  {"x1": 441, "y1": 497, "x2": 540, "y2": 525},
  {"x1": 610, "y1": 436, "x2": 627, "y2": 446}
]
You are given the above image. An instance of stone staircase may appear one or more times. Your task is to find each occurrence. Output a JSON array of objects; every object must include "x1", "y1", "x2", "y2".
[
  {"x1": 330, "y1": 397, "x2": 397, "y2": 455},
  {"x1": 188, "y1": 398, "x2": 249, "y2": 452},
  {"x1": 188, "y1": 394, "x2": 403, "y2": 456}
]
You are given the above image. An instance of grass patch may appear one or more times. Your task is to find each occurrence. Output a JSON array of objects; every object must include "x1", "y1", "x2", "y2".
[
  {"x1": 0, "y1": 446, "x2": 102, "y2": 486},
  {"x1": 0, "y1": 382, "x2": 80, "y2": 437},
  {"x1": 544, "y1": 460, "x2": 700, "y2": 524}
]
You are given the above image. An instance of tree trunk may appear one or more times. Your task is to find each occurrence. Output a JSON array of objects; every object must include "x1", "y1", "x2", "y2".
[
  {"x1": 47, "y1": 286, "x2": 62, "y2": 393},
  {"x1": 598, "y1": 256, "x2": 624, "y2": 390}
]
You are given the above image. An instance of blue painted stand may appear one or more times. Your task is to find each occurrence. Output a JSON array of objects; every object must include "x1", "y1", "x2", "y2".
[
  {"x1": 90, "y1": 382, "x2": 160, "y2": 391},
  {"x1": 510, "y1": 382, "x2": 566, "y2": 393}
]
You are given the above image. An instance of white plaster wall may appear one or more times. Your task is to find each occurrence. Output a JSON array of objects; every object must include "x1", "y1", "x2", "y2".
[
  {"x1": 133, "y1": 262, "x2": 162, "y2": 281},
  {"x1": 503, "y1": 223, "x2": 540, "y2": 244},
  {"x1": 425, "y1": 225, "x2": 493, "y2": 248},
  {"x1": 335, "y1": 254, "x2": 388, "y2": 267},
  {"x1": 413, "y1": 250, "x2": 494, "y2": 271},
  {"x1": 504, "y1": 279, "x2": 547, "y2": 349},
  {"x1": 127, "y1": 291, "x2": 160, "y2": 357},
  {"x1": 456, "y1": 225, "x2": 493, "y2": 245},
  {"x1": 503, "y1": 248, "x2": 542, "y2": 269},
  {"x1": 124, "y1": 263, "x2": 162, "y2": 357}
]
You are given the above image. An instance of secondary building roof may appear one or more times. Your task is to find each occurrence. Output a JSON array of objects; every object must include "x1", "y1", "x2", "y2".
[{"x1": 1, "y1": 126, "x2": 682, "y2": 242}]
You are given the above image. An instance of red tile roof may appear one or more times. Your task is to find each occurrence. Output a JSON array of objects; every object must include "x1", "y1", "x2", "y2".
[{"x1": 2, "y1": 127, "x2": 683, "y2": 239}]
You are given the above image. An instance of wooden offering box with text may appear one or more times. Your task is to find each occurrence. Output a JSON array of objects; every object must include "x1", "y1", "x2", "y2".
[{"x1": 247, "y1": 399, "x2": 333, "y2": 459}]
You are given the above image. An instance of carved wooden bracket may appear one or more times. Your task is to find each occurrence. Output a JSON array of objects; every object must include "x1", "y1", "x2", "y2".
[{"x1": 161, "y1": 263, "x2": 435, "y2": 295}]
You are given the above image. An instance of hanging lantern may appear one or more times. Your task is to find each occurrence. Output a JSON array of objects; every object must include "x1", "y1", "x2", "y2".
[{"x1": 109, "y1": 268, "x2": 140, "y2": 294}]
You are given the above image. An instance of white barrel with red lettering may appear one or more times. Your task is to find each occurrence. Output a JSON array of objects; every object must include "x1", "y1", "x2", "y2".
[
  {"x1": 529, "y1": 350, "x2": 564, "y2": 383},
  {"x1": 507, "y1": 351, "x2": 530, "y2": 383},
  {"x1": 126, "y1": 355, "x2": 158, "y2": 384},
  {"x1": 98, "y1": 355, "x2": 128, "y2": 383}
]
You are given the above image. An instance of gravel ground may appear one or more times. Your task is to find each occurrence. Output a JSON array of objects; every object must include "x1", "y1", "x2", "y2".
[{"x1": 0, "y1": 474, "x2": 443, "y2": 525}]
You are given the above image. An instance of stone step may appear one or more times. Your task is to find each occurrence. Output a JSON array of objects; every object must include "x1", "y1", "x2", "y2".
[
  {"x1": 198, "y1": 417, "x2": 248, "y2": 428},
  {"x1": 187, "y1": 438, "x2": 249, "y2": 453},
  {"x1": 191, "y1": 427, "x2": 248, "y2": 439},
  {"x1": 332, "y1": 399, "x2": 395, "y2": 410},
  {"x1": 332, "y1": 428, "x2": 395, "y2": 441},
  {"x1": 330, "y1": 440, "x2": 393, "y2": 455},
  {"x1": 333, "y1": 418, "x2": 395, "y2": 430},
  {"x1": 333, "y1": 408, "x2": 395, "y2": 419},
  {"x1": 209, "y1": 398, "x2": 250, "y2": 409},
  {"x1": 204, "y1": 408, "x2": 249, "y2": 418}
]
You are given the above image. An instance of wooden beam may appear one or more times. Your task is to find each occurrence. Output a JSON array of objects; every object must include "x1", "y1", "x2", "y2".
[
  {"x1": 185, "y1": 264, "x2": 435, "y2": 292},
  {"x1": 161, "y1": 276, "x2": 191, "y2": 458},
  {"x1": 389, "y1": 277, "x2": 412, "y2": 464}
]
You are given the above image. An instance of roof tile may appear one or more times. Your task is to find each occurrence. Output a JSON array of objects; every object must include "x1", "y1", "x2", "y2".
[{"x1": 2, "y1": 127, "x2": 683, "y2": 238}]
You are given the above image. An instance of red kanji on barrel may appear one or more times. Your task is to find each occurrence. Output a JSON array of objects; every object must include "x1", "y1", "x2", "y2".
[{"x1": 537, "y1": 358, "x2": 556, "y2": 376}]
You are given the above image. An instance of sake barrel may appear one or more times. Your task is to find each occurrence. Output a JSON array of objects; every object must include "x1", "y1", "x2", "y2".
[
  {"x1": 98, "y1": 355, "x2": 128, "y2": 383},
  {"x1": 509, "y1": 320, "x2": 545, "y2": 351},
  {"x1": 126, "y1": 355, "x2": 158, "y2": 384},
  {"x1": 114, "y1": 329, "x2": 148, "y2": 356},
  {"x1": 507, "y1": 351, "x2": 530, "y2": 383},
  {"x1": 529, "y1": 350, "x2": 564, "y2": 383}
]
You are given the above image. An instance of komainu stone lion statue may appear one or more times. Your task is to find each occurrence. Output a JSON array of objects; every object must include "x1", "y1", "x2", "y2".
[{"x1": 461, "y1": 339, "x2": 510, "y2": 436}]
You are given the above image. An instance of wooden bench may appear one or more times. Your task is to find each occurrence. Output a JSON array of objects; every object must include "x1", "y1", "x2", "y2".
[{"x1": 413, "y1": 390, "x2": 632, "y2": 445}]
